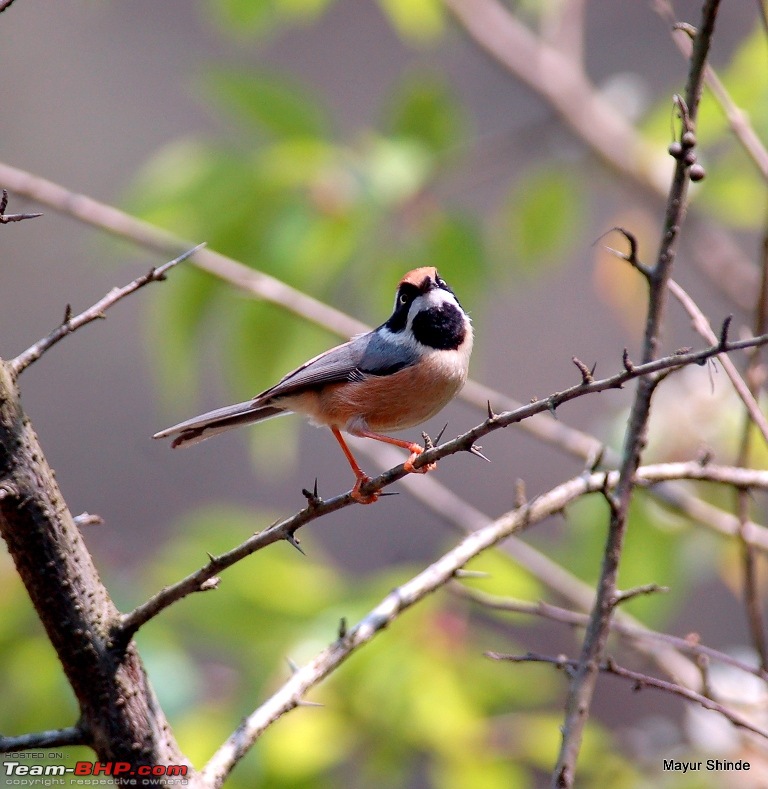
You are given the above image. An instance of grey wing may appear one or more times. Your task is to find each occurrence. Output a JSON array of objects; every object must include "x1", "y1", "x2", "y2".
[{"x1": 255, "y1": 330, "x2": 419, "y2": 404}]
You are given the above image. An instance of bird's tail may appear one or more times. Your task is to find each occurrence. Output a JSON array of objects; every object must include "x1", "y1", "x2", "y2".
[{"x1": 153, "y1": 400, "x2": 287, "y2": 448}]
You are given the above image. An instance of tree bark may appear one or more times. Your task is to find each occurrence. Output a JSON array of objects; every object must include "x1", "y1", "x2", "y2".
[{"x1": 0, "y1": 360, "x2": 191, "y2": 785}]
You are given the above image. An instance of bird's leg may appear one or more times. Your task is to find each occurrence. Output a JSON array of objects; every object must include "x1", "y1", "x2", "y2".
[
  {"x1": 354, "y1": 428, "x2": 437, "y2": 475},
  {"x1": 331, "y1": 427, "x2": 379, "y2": 504}
]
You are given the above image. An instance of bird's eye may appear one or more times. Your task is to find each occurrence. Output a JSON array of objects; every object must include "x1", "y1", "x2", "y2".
[{"x1": 399, "y1": 293, "x2": 409, "y2": 305}]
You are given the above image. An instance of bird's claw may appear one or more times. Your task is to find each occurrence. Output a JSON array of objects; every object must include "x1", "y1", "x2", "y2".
[
  {"x1": 351, "y1": 475, "x2": 379, "y2": 505},
  {"x1": 403, "y1": 444, "x2": 437, "y2": 475}
]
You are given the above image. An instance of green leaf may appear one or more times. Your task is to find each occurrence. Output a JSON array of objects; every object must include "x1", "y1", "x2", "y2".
[
  {"x1": 202, "y1": 69, "x2": 330, "y2": 138},
  {"x1": 388, "y1": 75, "x2": 465, "y2": 154},
  {"x1": 376, "y1": 0, "x2": 444, "y2": 42},
  {"x1": 206, "y1": 0, "x2": 335, "y2": 37},
  {"x1": 501, "y1": 165, "x2": 584, "y2": 272},
  {"x1": 424, "y1": 212, "x2": 487, "y2": 299}
]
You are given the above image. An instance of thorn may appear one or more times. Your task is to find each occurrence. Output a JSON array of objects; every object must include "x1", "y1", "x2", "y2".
[
  {"x1": 301, "y1": 479, "x2": 323, "y2": 508},
  {"x1": 698, "y1": 446, "x2": 714, "y2": 466},
  {"x1": 63, "y1": 304, "x2": 73, "y2": 324},
  {"x1": 378, "y1": 491, "x2": 400, "y2": 497},
  {"x1": 0, "y1": 189, "x2": 7, "y2": 215},
  {"x1": 434, "y1": 423, "x2": 448, "y2": 444},
  {"x1": 597, "y1": 227, "x2": 652, "y2": 277},
  {"x1": 286, "y1": 657, "x2": 300, "y2": 674},
  {"x1": 285, "y1": 531, "x2": 306, "y2": 556},
  {"x1": 585, "y1": 445, "x2": 605, "y2": 473},
  {"x1": 622, "y1": 348, "x2": 635, "y2": 373},
  {"x1": 338, "y1": 617, "x2": 347, "y2": 639},
  {"x1": 572, "y1": 356, "x2": 594, "y2": 385},
  {"x1": 199, "y1": 577, "x2": 220, "y2": 592},
  {"x1": 205, "y1": 551, "x2": 217, "y2": 564},
  {"x1": 73, "y1": 512, "x2": 104, "y2": 528},
  {"x1": 486, "y1": 400, "x2": 496, "y2": 420},
  {"x1": 296, "y1": 699, "x2": 324, "y2": 708},
  {"x1": 453, "y1": 568, "x2": 491, "y2": 579},
  {"x1": 468, "y1": 444, "x2": 491, "y2": 463},
  {"x1": 613, "y1": 583, "x2": 668, "y2": 606},
  {"x1": 719, "y1": 314, "x2": 733, "y2": 350}
]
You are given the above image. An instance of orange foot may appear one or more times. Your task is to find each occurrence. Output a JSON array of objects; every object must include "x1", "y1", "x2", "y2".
[
  {"x1": 351, "y1": 475, "x2": 379, "y2": 505},
  {"x1": 403, "y1": 444, "x2": 437, "y2": 475}
]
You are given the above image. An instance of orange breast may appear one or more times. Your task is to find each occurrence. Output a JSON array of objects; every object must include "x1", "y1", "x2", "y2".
[{"x1": 278, "y1": 352, "x2": 468, "y2": 433}]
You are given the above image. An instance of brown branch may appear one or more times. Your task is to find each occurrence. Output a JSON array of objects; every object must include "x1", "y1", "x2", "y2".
[
  {"x1": 552, "y1": 3, "x2": 721, "y2": 785},
  {"x1": 488, "y1": 652, "x2": 768, "y2": 741},
  {"x1": 10, "y1": 244, "x2": 204, "y2": 377},
  {"x1": 655, "y1": 0, "x2": 768, "y2": 181}
]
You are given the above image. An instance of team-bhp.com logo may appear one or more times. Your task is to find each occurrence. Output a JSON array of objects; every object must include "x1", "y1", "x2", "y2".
[{"x1": 4, "y1": 760, "x2": 189, "y2": 784}]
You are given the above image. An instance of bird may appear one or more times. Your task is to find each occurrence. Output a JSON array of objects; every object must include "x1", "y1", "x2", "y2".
[{"x1": 153, "y1": 267, "x2": 473, "y2": 504}]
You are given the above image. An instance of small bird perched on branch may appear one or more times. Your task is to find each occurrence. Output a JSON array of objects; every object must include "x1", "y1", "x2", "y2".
[{"x1": 154, "y1": 267, "x2": 473, "y2": 503}]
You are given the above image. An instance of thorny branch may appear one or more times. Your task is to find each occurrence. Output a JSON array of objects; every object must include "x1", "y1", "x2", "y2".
[
  {"x1": 116, "y1": 314, "x2": 768, "y2": 643},
  {"x1": 0, "y1": 162, "x2": 760, "y2": 566},
  {"x1": 10, "y1": 244, "x2": 205, "y2": 377},
  {"x1": 0, "y1": 189, "x2": 41, "y2": 223},
  {"x1": 196, "y1": 457, "x2": 768, "y2": 785},
  {"x1": 552, "y1": 2, "x2": 721, "y2": 786},
  {"x1": 487, "y1": 652, "x2": 768, "y2": 741}
]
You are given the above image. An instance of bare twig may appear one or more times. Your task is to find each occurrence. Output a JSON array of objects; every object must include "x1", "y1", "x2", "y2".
[
  {"x1": 667, "y1": 278, "x2": 768, "y2": 446},
  {"x1": 488, "y1": 652, "x2": 768, "y2": 740},
  {"x1": 10, "y1": 244, "x2": 205, "y2": 377},
  {"x1": 0, "y1": 725, "x2": 86, "y2": 753},
  {"x1": 732, "y1": 218, "x2": 768, "y2": 672},
  {"x1": 552, "y1": 3, "x2": 721, "y2": 785},
  {"x1": 655, "y1": 0, "x2": 768, "y2": 180},
  {"x1": 449, "y1": 583, "x2": 768, "y2": 683}
]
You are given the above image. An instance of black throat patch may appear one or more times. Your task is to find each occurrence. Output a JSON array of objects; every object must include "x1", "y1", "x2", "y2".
[{"x1": 411, "y1": 302, "x2": 466, "y2": 350}]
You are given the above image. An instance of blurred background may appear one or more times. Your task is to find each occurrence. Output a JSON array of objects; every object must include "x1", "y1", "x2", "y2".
[{"x1": 1, "y1": 1, "x2": 767, "y2": 787}]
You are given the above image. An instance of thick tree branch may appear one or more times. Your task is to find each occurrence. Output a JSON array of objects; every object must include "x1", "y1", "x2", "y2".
[
  {"x1": 0, "y1": 362, "x2": 190, "y2": 780},
  {"x1": 552, "y1": 3, "x2": 721, "y2": 785},
  {"x1": 10, "y1": 244, "x2": 204, "y2": 377}
]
